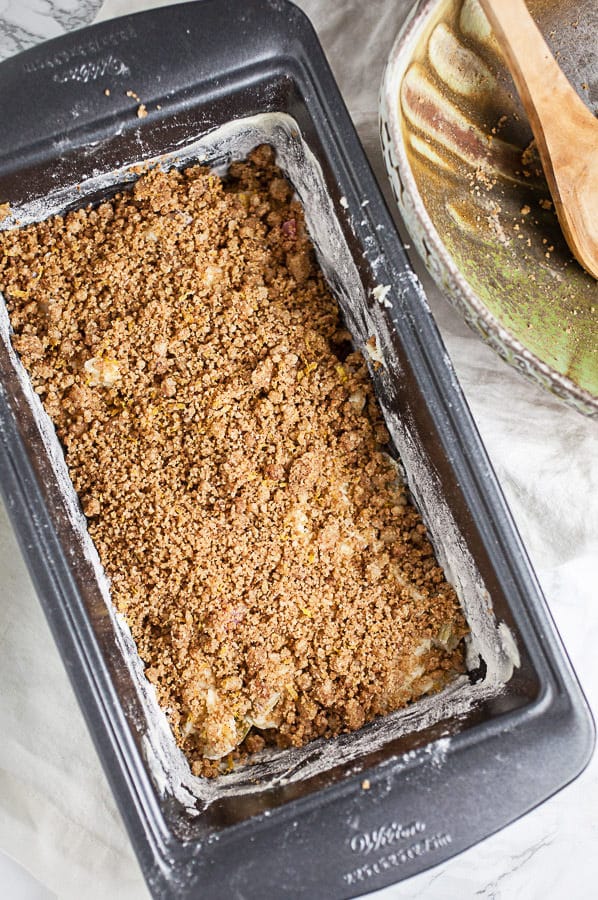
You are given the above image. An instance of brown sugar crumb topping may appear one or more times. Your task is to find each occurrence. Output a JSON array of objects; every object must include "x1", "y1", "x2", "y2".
[{"x1": 0, "y1": 145, "x2": 467, "y2": 776}]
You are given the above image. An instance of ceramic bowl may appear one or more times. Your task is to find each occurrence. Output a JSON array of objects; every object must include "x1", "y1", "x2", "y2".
[{"x1": 380, "y1": 0, "x2": 598, "y2": 416}]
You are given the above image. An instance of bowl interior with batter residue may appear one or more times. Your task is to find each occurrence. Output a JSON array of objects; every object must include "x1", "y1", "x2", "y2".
[{"x1": 381, "y1": 0, "x2": 598, "y2": 415}]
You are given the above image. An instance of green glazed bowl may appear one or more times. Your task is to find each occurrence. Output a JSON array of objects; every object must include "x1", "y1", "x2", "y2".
[{"x1": 380, "y1": 0, "x2": 598, "y2": 416}]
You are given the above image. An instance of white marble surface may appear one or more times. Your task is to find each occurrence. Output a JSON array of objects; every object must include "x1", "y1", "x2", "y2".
[
  {"x1": 0, "y1": 1, "x2": 597, "y2": 898},
  {"x1": 0, "y1": 0, "x2": 98, "y2": 58}
]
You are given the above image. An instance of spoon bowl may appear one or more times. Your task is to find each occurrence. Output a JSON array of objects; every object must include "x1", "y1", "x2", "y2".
[{"x1": 479, "y1": 0, "x2": 598, "y2": 279}]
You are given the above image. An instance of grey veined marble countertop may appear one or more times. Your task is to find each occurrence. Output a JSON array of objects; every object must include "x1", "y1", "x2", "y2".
[
  {"x1": 0, "y1": 2, "x2": 596, "y2": 899},
  {"x1": 0, "y1": 0, "x2": 100, "y2": 59}
]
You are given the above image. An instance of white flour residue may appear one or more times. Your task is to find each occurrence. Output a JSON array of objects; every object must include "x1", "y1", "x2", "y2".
[
  {"x1": 0, "y1": 112, "x2": 517, "y2": 815},
  {"x1": 425, "y1": 736, "x2": 451, "y2": 768},
  {"x1": 373, "y1": 284, "x2": 392, "y2": 307}
]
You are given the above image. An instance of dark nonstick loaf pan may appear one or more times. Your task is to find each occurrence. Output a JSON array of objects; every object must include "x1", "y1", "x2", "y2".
[{"x1": 0, "y1": 1, "x2": 593, "y2": 897}]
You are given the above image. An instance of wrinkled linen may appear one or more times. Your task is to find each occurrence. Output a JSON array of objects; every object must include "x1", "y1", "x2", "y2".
[{"x1": 0, "y1": 2, "x2": 596, "y2": 898}]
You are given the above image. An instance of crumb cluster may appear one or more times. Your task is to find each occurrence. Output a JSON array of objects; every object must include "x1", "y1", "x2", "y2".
[{"x1": 0, "y1": 146, "x2": 467, "y2": 775}]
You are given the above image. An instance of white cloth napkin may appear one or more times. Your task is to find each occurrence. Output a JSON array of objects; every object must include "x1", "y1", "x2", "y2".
[{"x1": 1, "y1": 2, "x2": 597, "y2": 898}]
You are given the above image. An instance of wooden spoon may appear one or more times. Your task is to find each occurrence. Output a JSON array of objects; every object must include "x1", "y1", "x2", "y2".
[{"x1": 479, "y1": 0, "x2": 598, "y2": 279}]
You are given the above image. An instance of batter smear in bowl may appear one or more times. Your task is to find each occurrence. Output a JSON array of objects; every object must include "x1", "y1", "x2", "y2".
[{"x1": 0, "y1": 145, "x2": 467, "y2": 776}]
